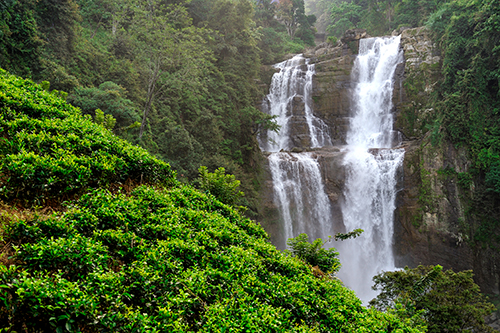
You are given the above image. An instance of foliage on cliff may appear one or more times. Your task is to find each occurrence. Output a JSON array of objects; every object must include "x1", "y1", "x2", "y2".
[
  {"x1": 0, "y1": 73, "x2": 426, "y2": 332},
  {"x1": 425, "y1": 0, "x2": 500, "y2": 246}
]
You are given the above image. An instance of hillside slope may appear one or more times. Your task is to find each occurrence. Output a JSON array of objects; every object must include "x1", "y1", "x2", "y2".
[
  {"x1": 0, "y1": 68, "x2": 176, "y2": 206},
  {"x1": 0, "y1": 72, "x2": 424, "y2": 332}
]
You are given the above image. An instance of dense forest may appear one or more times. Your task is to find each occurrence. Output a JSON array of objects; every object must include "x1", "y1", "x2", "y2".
[
  {"x1": 0, "y1": 0, "x2": 317, "y2": 215},
  {"x1": 1, "y1": 0, "x2": 500, "y2": 330}
]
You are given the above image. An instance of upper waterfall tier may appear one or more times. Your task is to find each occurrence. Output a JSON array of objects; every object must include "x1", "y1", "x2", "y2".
[
  {"x1": 347, "y1": 36, "x2": 403, "y2": 149},
  {"x1": 259, "y1": 54, "x2": 332, "y2": 152}
]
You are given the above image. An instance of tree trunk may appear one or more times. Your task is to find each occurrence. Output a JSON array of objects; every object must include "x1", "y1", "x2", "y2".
[{"x1": 139, "y1": 60, "x2": 161, "y2": 140}]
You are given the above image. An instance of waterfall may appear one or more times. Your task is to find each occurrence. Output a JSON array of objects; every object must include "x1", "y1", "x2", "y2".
[
  {"x1": 260, "y1": 54, "x2": 333, "y2": 248},
  {"x1": 268, "y1": 152, "x2": 332, "y2": 244},
  {"x1": 259, "y1": 54, "x2": 331, "y2": 152},
  {"x1": 337, "y1": 36, "x2": 404, "y2": 302},
  {"x1": 261, "y1": 38, "x2": 403, "y2": 303}
]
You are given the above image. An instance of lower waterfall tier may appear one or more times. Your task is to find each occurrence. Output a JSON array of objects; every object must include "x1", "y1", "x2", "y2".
[
  {"x1": 259, "y1": 147, "x2": 346, "y2": 250},
  {"x1": 338, "y1": 147, "x2": 405, "y2": 302},
  {"x1": 259, "y1": 146, "x2": 405, "y2": 303}
]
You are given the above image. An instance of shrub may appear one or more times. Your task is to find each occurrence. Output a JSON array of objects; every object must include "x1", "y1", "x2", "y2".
[
  {"x1": 287, "y1": 233, "x2": 341, "y2": 273},
  {"x1": 371, "y1": 265, "x2": 496, "y2": 333},
  {"x1": 197, "y1": 166, "x2": 244, "y2": 206}
]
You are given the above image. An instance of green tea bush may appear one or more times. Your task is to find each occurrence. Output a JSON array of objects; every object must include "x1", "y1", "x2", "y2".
[
  {"x1": 287, "y1": 233, "x2": 341, "y2": 273},
  {"x1": 17, "y1": 234, "x2": 111, "y2": 279},
  {"x1": 0, "y1": 267, "x2": 97, "y2": 332},
  {"x1": 0, "y1": 69, "x2": 176, "y2": 204},
  {"x1": 0, "y1": 186, "x2": 423, "y2": 332},
  {"x1": 198, "y1": 166, "x2": 244, "y2": 206}
]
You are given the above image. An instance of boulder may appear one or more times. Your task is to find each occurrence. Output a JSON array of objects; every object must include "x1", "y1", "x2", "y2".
[{"x1": 341, "y1": 29, "x2": 369, "y2": 42}]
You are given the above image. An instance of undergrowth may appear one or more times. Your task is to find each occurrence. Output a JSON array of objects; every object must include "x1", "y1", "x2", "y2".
[{"x1": 0, "y1": 186, "x2": 423, "y2": 332}]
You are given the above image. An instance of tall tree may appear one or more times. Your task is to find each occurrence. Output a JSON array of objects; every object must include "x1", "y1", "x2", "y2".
[
  {"x1": 327, "y1": 1, "x2": 362, "y2": 38},
  {"x1": 276, "y1": 0, "x2": 314, "y2": 40},
  {"x1": 131, "y1": 0, "x2": 212, "y2": 139}
]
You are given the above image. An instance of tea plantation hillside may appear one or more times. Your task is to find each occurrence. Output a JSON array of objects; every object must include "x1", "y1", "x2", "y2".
[
  {"x1": 0, "y1": 69, "x2": 176, "y2": 206},
  {"x1": 0, "y1": 71, "x2": 423, "y2": 332}
]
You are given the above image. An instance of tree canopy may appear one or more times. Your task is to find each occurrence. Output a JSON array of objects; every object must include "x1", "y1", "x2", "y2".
[
  {"x1": 0, "y1": 0, "x2": 320, "y2": 215},
  {"x1": 370, "y1": 265, "x2": 496, "y2": 333}
]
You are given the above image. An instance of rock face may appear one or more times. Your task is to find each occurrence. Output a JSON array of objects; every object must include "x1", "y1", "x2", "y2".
[
  {"x1": 341, "y1": 28, "x2": 369, "y2": 42},
  {"x1": 394, "y1": 27, "x2": 442, "y2": 139},
  {"x1": 393, "y1": 27, "x2": 500, "y2": 295},
  {"x1": 310, "y1": 54, "x2": 354, "y2": 145},
  {"x1": 395, "y1": 28, "x2": 468, "y2": 265},
  {"x1": 393, "y1": 26, "x2": 468, "y2": 272},
  {"x1": 287, "y1": 94, "x2": 311, "y2": 149},
  {"x1": 303, "y1": 33, "x2": 364, "y2": 145},
  {"x1": 394, "y1": 139, "x2": 475, "y2": 272}
]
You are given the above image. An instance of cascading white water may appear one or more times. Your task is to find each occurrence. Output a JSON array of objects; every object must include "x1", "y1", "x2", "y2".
[
  {"x1": 260, "y1": 54, "x2": 331, "y2": 152},
  {"x1": 262, "y1": 40, "x2": 403, "y2": 301},
  {"x1": 268, "y1": 152, "x2": 332, "y2": 244},
  {"x1": 261, "y1": 54, "x2": 333, "y2": 247},
  {"x1": 338, "y1": 36, "x2": 404, "y2": 303}
]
